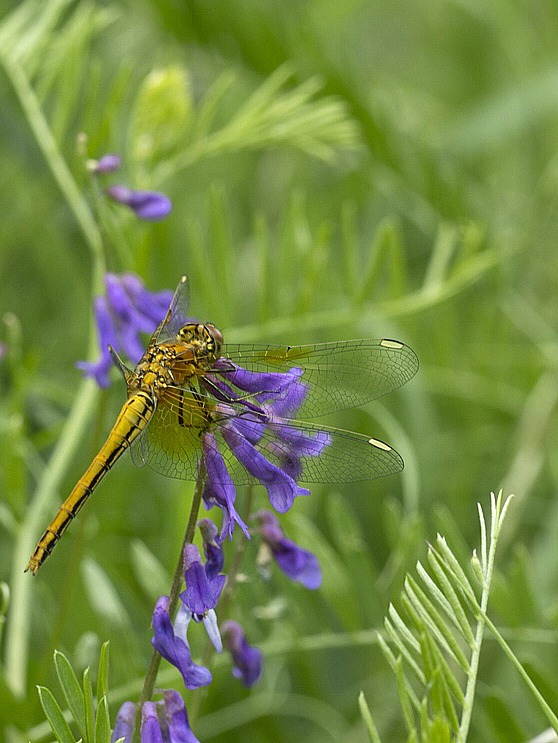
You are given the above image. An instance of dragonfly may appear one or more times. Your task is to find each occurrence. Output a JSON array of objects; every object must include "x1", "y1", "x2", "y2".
[{"x1": 26, "y1": 276, "x2": 418, "y2": 574}]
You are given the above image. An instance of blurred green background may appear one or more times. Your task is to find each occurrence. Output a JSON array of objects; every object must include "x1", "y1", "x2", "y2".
[{"x1": 2, "y1": 0, "x2": 558, "y2": 741}]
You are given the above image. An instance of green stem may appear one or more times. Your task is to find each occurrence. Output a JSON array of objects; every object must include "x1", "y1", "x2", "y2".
[
  {"x1": 139, "y1": 475, "x2": 205, "y2": 704},
  {"x1": 4, "y1": 378, "x2": 100, "y2": 697},
  {"x1": 458, "y1": 494, "x2": 504, "y2": 742},
  {"x1": 482, "y1": 615, "x2": 558, "y2": 733}
]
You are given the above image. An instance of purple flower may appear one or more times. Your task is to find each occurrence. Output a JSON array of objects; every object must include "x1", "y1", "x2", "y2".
[
  {"x1": 141, "y1": 703, "x2": 164, "y2": 743},
  {"x1": 112, "y1": 694, "x2": 199, "y2": 743},
  {"x1": 221, "y1": 421, "x2": 311, "y2": 513},
  {"x1": 222, "y1": 621, "x2": 263, "y2": 687},
  {"x1": 161, "y1": 690, "x2": 200, "y2": 743},
  {"x1": 201, "y1": 433, "x2": 250, "y2": 541},
  {"x1": 151, "y1": 596, "x2": 212, "y2": 689},
  {"x1": 199, "y1": 361, "x2": 329, "y2": 520},
  {"x1": 77, "y1": 273, "x2": 172, "y2": 387},
  {"x1": 106, "y1": 185, "x2": 172, "y2": 221},
  {"x1": 89, "y1": 154, "x2": 121, "y2": 174},
  {"x1": 112, "y1": 701, "x2": 137, "y2": 743},
  {"x1": 180, "y1": 543, "x2": 225, "y2": 651},
  {"x1": 198, "y1": 518, "x2": 225, "y2": 579},
  {"x1": 254, "y1": 510, "x2": 322, "y2": 589}
]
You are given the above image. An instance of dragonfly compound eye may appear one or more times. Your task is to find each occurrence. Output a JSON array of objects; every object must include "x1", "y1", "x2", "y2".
[{"x1": 206, "y1": 323, "x2": 224, "y2": 347}]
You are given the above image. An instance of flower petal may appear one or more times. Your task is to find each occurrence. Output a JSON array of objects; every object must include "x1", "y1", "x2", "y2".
[
  {"x1": 202, "y1": 433, "x2": 250, "y2": 540},
  {"x1": 162, "y1": 691, "x2": 200, "y2": 743},
  {"x1": 106, "y1": 185, "x2": 172, "y2": 221},
  {"x1": 222, "y1": 621, "x2": 263, "y2": 687},
  {"x1": 222, "y1": 424, "x2": 310, "y2": 512},
  {"x1": 89, "y1": 154, "x2": 122, "y2": 173},
  {"x1": 111, "y1": 701, "x2": 137, "y2": 743},
  {"x1": 255, "y1": 510, "x2": 322, "y2": 589},
  {"x1": 140, "y1": 702, "x2": 163, "y2": 743},
  {"x1": 151, "y1": 596, "x2": 212, "y2": 689},
  {"x1": 181, "y1": 544, "x2": 225, "y2": 617}
]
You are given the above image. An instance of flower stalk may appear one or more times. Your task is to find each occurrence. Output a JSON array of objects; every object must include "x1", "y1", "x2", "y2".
[{"x1": 139, "y1": 471, "x2": 205, "y2": 704}]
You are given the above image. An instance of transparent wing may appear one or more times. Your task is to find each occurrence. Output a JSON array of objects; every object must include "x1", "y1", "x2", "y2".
[
  {"x1": 150, "y1": 275, "x2": 191, "y2": 345},
  {"x1": 219, "y1": 339, "x2": 419, "y2": 419},
  {"x1": 130, "y1": 385, "x2": 211, "y2": 478},
  {"x1": 130, "y1": 384, "x2": 403, "y2": 484}
]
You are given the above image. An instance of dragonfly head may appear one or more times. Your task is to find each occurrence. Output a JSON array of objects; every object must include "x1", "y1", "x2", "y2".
[{"x1": 177, "y1": 322, "x2": 224, "y2": 361}]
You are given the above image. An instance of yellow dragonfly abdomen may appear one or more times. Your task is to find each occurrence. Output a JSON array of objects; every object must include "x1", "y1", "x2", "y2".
[{"x1": 26, "y1": 389, "x2": 156, "y2": 574}]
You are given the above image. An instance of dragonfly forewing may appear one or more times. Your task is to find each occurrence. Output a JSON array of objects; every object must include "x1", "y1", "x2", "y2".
[{"x1": 219, "y1": 339, "x2": 419, "y2": 419}]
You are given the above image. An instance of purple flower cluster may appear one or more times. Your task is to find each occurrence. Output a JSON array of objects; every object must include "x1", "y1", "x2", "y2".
[
  {"x1": 147, "y1": 512, "x2": 320, "y2": 691},
  {"x1": 199, "y1": 363, "x2": 330, "y2": 538},
  {"x1": 77, "y1": 273, "x2": 173, "y2": 387},
  {"x1": 112, "y1": 691, "x2": 199, "y2": 743}
]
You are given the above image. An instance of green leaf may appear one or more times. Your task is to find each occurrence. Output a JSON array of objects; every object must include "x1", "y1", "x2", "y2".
[
  {"x1": 37, "y1": 685, "x2": 75, "y2": 743},
  {"x1": 96, "y1": 642, "x2": 110, "y2": 705},
  {"x1": 54, "y1": 650, "x2": 86, "y2": 740},
  {"x1": 404, "y1": 576, "x2": 470, "y2": 671},
  {"x1": 358, "y1": 691, "x2": 383, "y2": 743},
  {"x1": 95, "y1": 695, "x2": 111, "y2": 743},
  {"x1": 83, "y1": 667, "x2": 95, "y2": 743},
  {"x1": 395, "y1": 656, "x2": 417, "y2": 734}
]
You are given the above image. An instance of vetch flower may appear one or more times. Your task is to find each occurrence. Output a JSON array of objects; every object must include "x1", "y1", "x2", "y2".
[
  {"x1": 254, "y1": 510, "x2": 322, "y2": 589},
  {"x1": 88, "y1": 153, "x2": 122, "y2": 174},
  {"x1": 198, "y1": 518, "x2": 225, "y2": 579},
  {"x1": 199, "y1": 361, "x2": 330, "y2": 517},
  {"x1": 181, "y1": 543, "x2": 225, "y2": 651},
  {"x1": 151, "y1": 596, "x2": 212, "y2": 689},
  {"x1": 221, "y1": 420, "x2": 311, "y2": 513},
  {"x1": 222, "y1": 620, "x2": 263, "y2": 687},
  {"x1": 201, "y1": 433, "x2": 250, "y2": 541},
  {"x1": 141, "y1": 703, "x2": 163, "y2": 743},
  {"x1": 106, "y1": 185, "x2": 172, "y2": 221},
  {"x1": 112, "y1": 693, "x2": 200, "y2": 743},
  {"x1": 161, "y1": 690, "x2": 200, "y2": 743},
  {"x1": 77, "y1": 273, "x2": 172, "y2": 387},
  {"x1": 112, "y1": 701, "x2": 138, "y2": 743}
]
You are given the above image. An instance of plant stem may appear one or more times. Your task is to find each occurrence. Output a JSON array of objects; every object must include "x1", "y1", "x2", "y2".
[
  {"x1": 457, "y1": 493, "x2": 502, "y2": 741},
  {"x1": 139, "y1": 475, "x2": 205, "y2": 703}
]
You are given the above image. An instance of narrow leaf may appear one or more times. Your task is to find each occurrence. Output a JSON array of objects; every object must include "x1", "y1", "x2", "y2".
[
  {"x1": 95, "y1": 695, "x2": 111, "y2": 743},
  {"x1": 54, "y1": 650, "x2": 86, "y2": 739},
  {"x1": 358, "y1": 691, "x2": 383, "y2": 743},
  {"x1": 96, "y1": 642, "x2": 110, "y2": 704},
  {"x1": 405, "y1": 576, "x2": 471, "y2": 672},
  {"x1": 424, "y1": 550, "x2": 476, "y2": 646},
  {"x1": 384, "y1": 616, "x2": 425, "y2": 685},
  {"x1": 83, "y1": 667, "x2": 95, "y2": 743},
  {"x1": 395, "y1": 657, "x2": 418, "y2": 733},
  {"x1": 37, "y1": 686, "x2": 75, "y2": 743}
]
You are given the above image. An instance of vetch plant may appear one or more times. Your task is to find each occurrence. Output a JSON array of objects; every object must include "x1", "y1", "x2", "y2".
[{"x1": 360, "y1": 492, "x2": 558, "y2": 743}]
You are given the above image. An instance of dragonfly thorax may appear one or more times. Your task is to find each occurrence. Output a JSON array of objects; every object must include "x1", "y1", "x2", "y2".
[{"x1": 129, "y1": 323, "x2": 223, "y2": 395}]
